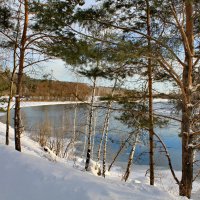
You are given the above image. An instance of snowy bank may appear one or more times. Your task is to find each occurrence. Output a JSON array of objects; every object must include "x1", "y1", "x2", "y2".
[
  {"x1": 0, "y1": 145, "x2": 177, "y2": 200},
  {"x1": 0, "y1": 121, "x2": 182, "y2": 200},
  {"x1": 0, "y1": 101, "x2": 199, "y2": 199},
  {"x1": 0, "y1": 100, "x2": 86, "y2": 111}
]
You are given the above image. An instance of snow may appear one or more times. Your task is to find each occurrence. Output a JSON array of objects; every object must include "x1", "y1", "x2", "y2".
[
  {"x1": 153, "y1": 98, "x2": 169, "y2": 103},
  {"x1": 0, "y1": 100, "x2": 199, "y2": 200},
  {"x1": 0, "y1": 144, "x2": 177, "y2": 200},
  {"x1": 0, "y1": 100, "x2": 86, "y2": 111}
]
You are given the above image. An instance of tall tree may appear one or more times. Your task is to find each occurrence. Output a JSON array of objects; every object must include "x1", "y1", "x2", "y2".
[
  {"x1": 145, "y1": 0, "x2": 154, "y2": 186},
  {"x1": 179, "y1": 0, "x2": 194, "y2": 197},
  {"x1": 14, "y1": 0, "x2": 29, "y2": 151}
]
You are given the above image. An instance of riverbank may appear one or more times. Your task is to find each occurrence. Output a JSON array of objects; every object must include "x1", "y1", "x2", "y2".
[
  {"x1": 0, "y1": 98, "x2": 170, "y2": 110},
  {"x1": 0, "y1": 98, "x2": 169, "y2": 116},
  {"x1": 0, "y1": 100, "x2": 87, "y2": 110}
]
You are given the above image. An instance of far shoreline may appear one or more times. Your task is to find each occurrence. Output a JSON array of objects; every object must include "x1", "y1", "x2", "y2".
[{"x1": 0, "y1": 98, "x2": 170, "y2": 116}]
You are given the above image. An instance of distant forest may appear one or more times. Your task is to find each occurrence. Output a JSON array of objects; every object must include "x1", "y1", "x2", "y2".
[
  {"x1": 0, "y1": 67, "x2": 180, "y2": 101},
  {"x1": 0, "y1": 67, "x2": 127, "y2": 101}
]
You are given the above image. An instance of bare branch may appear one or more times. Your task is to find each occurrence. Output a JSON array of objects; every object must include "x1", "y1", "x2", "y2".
[{"x1": 154, "y1": 131, "x2": 180, "y2": 185}]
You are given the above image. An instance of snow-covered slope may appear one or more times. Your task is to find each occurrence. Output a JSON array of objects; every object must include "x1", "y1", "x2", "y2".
[
  {"x1": 0, "y1": 119, "x2": 179, "y2": 200},
  {"x1": 0, "y1": 145, "x2": 176, "y2": 200}
]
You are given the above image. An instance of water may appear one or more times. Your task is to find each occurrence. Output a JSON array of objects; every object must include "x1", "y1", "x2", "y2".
[{"x1": 0, "y1": 102, "x2": 183, "y2": 170}]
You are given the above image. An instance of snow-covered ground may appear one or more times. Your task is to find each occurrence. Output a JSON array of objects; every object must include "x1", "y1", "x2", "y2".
[
  {"x1": 0, "y1": 145, "x2": 177, "y2": 200},
  {"x1": 0, "y1": 98, "x2": 169, "y2": 110},
  {"x1": 0, "y1": 121, "x2": 178, "y2": 200},
  {"x1": 0, "y1": 100, "x2": 199, "y2": 199}
]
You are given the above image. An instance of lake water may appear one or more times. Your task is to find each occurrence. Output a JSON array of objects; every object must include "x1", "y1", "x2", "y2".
[{"x1": 0, "y1": 102, "x2": 184, "y2": 170}]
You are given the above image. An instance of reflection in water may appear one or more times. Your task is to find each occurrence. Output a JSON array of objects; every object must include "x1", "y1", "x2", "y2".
[{"x1": 0, "y1": 102, "x2": 184, "y2": 170}]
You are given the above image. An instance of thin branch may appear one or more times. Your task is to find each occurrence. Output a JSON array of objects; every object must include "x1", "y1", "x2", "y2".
[
  {"x1": 154, "y1": 113, "x2": 182, "y2": 122},
  {"x1": 154, "y1": 131, "x2": 180, "y2": 185},
  {"x1": 23, "y1": 58, "x2": 50, "y2": 68},
  {"x1": 170, "y1": 1, "x2": 193, "y2": 57},
  {"x1": 88, "y1": 19, "x2": 186, "y2": 67},
  {"x1": 193, "y1": 170, "x2": 200, "y2": 182},
  {"x1": 191, "y1": 131, "x2": 200, "y2": 136}
]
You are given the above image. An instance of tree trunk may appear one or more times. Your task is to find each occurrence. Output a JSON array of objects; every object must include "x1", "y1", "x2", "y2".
[
  {"x1": 6, "y1": 52, "x2": 16, "y2": 145},
  {"x1": 96, "y1": 103, "x2": 111, "y2": 163},
  {"x1": 97, "y1": 79, "x2": 117, "y2": 164},
  {"x1": 6, "y1": 1, "x2": 21, "y2": 146},
  {"x1": 82, "y1": 115, "x2": 89, "y2": 157},
  {"x1": 102, "y1": 107, "x2": 111, "y2": 177},
  {"x1": 70, "y1": 83, "x2": 79, "y2": 153},
  {"x1": 6, "y1": 85, "x2": 14, "y2": 145},
  {"x1": 91, "y1": 109, "x2": 97, "y2": 160},
  {"x1": 122, "y1": 131, "x2": 139, "y2": 182},
  {"x1": 146, "y1": 0, "x2": 154, "y2": 186},
  {"x1": 85, "y1": 78, "x2": 96, "y2": 171},
  {"x1": 179, "y1": 1, "x2": 194, "y2": 198},
  {"x1": 101, "y1": 79, "x2": 117, "y2": 177},
  {"x1": 14, "y1": 0, "x2": 28, "y2": 152}
]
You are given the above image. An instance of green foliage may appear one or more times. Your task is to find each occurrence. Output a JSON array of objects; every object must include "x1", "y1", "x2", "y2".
[
  {"x1": 118, "y1": 101, "x2": 168, "y2": 130},
  {"x1": 0, "y1": 5, "x2": 13, "y2": 30},
  {"x1": 0, "y1": 71, "x2": 10, "y2": 94},
  {"x1": 32, "y1": 0, "x2": 79, "y2": 32},
  {"x1": 78, "y1": 66, "x2": 107, "y2": 79}
]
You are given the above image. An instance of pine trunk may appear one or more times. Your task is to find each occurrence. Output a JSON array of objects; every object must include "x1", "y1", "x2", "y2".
[
  {"x1": 146, "y1": 0, "x2": 154, "y2": 185},
  {"x1": 179, "y1": 1, "x2": 194, "y2": 198},
  {"x1": 14, "y1": 0, "x2": 28, "y2": 152}
]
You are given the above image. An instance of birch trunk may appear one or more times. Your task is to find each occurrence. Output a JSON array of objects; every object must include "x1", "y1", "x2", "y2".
[
  {"x1": 102, "y1": 107, "x2": 111, "y2": 177},
  {"x1": 91, "y1": 109, "x2": 97, "y2": 160},
  {"x1": 102, "y1": 79, "x2": 117, "y2": 177},
  {"x1": 6, "y1": 64, "x2": 15, "y2": 145},
  {"x1": 71, "y1": 84, "x2": 78, "y2": 153},
  {"x1": 85, "y1": 78, "x2": 96, "y2": 171},
  {"x1": 122, "y1": 131, "x2": 139, "y2": 182},
  {"x1": 97, "y1": 79, "x2": 117, "y2": 164},
  {"x1": 82, "y1": 115, "x2": 89, "y2": 158}
]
